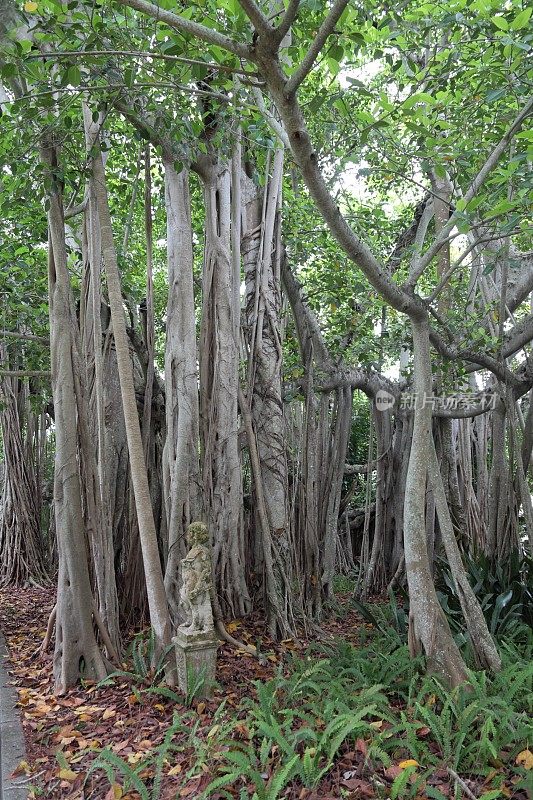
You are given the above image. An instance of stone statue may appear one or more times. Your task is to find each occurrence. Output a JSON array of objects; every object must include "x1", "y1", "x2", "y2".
[
  {"x1": 178, "y1": 522, "x2": 214, "y2": 634},
  {"x1": 173, "y1": 522, "x2": 218, "y2": 697}
]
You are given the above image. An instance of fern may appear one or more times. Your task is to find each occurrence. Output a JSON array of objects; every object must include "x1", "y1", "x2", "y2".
[
  {"x1": 266, "y1": 754, "x2": 299, "y2": 799},
  {"x1": 390, "y1": 764, "x2": 417, "y2": 799},
  {"x1": 85, "y1": 748, "x2": 150, "y2": 799},
  {"x1": 151, "y1": 712, "x2": 182, "y2": 800},
  {"x1": 145, "y1": 685, "x2": 183, "y2": 703}
]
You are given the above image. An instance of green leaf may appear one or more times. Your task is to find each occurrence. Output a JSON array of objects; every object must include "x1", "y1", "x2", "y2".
[
  {"x1": 403, "y1": 92, "x2": 437, "y2": 109},
  {"x1": 66, "y1": 65, "x2": 81, "y2": 86},
  {"x1": 485, "y1": 87, "x2": 506, "y2": 103},
  {"x1": 491, "y1": 15, "x2": 508, "y2": 30},
  {"x1": 490, "y1": 199, "x2": 515, "y2": 215},
  {"x1": 510, "y1": 7, "x2": 532, "y2": 29},
  {"x1": 425, "y1": 788, "x2": 449, "y2": 800},
  {"x1": 1, "y1": 63, "x2": 16, "y2": 79}
]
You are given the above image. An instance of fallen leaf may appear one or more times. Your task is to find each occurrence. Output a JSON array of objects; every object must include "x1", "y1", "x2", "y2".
[
  {"x1": 58, "y1": 768, "x2": 77, "y2": 781},
  {"x1": 127, "y1": 752, "x2": 145, "y2": 765},
  {"x1": 340, "y1": 777, "x2": 374, "y2": 796},
  {"x1": 24, "y1": 1, "x2": 38, "y2": 10},
  {"x1": 399, "y1": 759, "x2": 419, "y2": 769},
  {"x1": 168, "y1": 764, "x2": 182, "y2": 776},
  {"x1": 516, "y1": 749, "x2": 533, "y2": 769},
  {"x1": 179, "y1": 783, "x2": 199, "y2": 797},
  {"x1": 12, "y1": 760, "x2": 31, "y2": 776},
  {"x1": 355, "y1": 737, "x2": 367, "y2": 755},
  {"x1": 105, "y1": 785, "x2": 123, "y2": 800},
  {"x1": 384, "y1": 765, "x2": 401, "y2": 780}
]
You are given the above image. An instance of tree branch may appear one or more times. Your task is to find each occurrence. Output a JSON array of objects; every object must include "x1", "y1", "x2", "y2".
[
  {"x1": 427, "y1": 233, "x2": 509, "y2": 303},
  {"x1": 26, "y1": 49, "x2": 256, "y2": 77},
  {"x1": 284, "y1": 0, "x2": 349, "y2": 95},
  {"x1": 253, "y1": 87, "x2": 290, "y2": 147},
  {"x1": 0, "y1": 330, "x2": 48, "y2": 343},
  {"x1": 115, "y1": 0, "x2": 251, "y2": 59},
  {"x1": 502, "y1": 313, "x2": 533, "y2": 359},
  {"x1": 408, "y1": 199, "x2": 434, "y2": 280},
  {"x1": 430, "y1": 326, "x2": 521, "y2": 387},
  {"x1": 0, "y1": 370, "x2": 51, "y2": 377},
  {"x1": 238, "y1": 0, "x2": 273, "y2": 34},
  {"x1": 406, "y1": 95, "x2": 533, "y2": 285},
  {"x1": 257, "y1": 54, "x2": 423, "y2": 318},
  {"x1": 507, "y1": 252, "x2": 533, "y2": 313},
  {"x1": 386, "y1": 194, "x2": 431, "y2": 273},
  {"x1": 275, "y1": 0, "x2": 300, "y2": 42}
]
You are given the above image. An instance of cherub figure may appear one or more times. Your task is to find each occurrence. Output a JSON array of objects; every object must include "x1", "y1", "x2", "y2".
[{"x1": 179, "y1": 522, "x2": 214, "y2": 634}]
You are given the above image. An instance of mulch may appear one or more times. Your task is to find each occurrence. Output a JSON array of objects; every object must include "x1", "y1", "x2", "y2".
[
  {"x1": 0, "y1": 588, "x2": 371, "y2": 799},
  {"x1": 0, "y1": 589, "x2": 528, "y2": 799}
]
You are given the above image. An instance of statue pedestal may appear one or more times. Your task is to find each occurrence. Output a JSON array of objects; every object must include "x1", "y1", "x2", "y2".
[{"x1": 173, "y1": 628, "x2": 218, "y2": 698}]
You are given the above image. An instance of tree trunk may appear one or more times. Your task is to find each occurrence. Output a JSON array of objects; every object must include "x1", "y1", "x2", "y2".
[
  {"x1": 42, "y1": 143, "x2": 108, "y2": 692},
  {"x1": 90, "y1": 140, "x2": 172, "y2": 664},
  {"x1": 199, "y1": 155, "x2": 250, "y2": 617},
  {"x1": 404, "y1": 316, "x2": 469, "y2": 688},
  {"x1": 79, "y1": 106, "x2": 121, "y2": 654},
  {"x1": 0, "y1": 371, "x2": 48, "y2": 587},
  {"x1": 487, "y1": 398, "x2": 507, "y2": 559},
  {"x1": 427, "y1": 434, "x2": 501, "y2": 671},
  {"x1": 241, "y1": 147, "x2": 293, "y2": 636},
  {"x1": 162, "y1": 162, "x2": 201, "y2": 625}
]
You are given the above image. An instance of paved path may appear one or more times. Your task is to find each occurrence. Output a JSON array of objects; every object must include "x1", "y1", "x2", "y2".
[{"x1": 0, "y1": 633, "x2": 28, "y2": 800}]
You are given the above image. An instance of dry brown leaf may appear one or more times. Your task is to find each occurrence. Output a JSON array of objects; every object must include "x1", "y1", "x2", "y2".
[{"x1": 516, "y1": 749, "x2": 533, "y2": 769}]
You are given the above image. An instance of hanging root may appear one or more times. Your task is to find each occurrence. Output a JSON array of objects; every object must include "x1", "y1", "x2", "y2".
[
  {"x1": 215, "y1": 619, "x2": 263, "y2": 659},
  {"x1": 39, "y1": 601, "x2": 120, "y2": 669},
  {"x1": 387, "y1": 555, "x2": 405, "y2": 593},
  {"x1": 92, "y1": 602, "x2": 120, "y2": 666},
  {"x1": 39, "y1": 602, "x2": 57, "y2": 658},
  {"x1": 210, "y1": 587, "x2": 265, "y2": 663}
]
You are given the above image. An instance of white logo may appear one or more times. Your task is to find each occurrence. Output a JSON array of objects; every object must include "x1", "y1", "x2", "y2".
[{"x1": 375, "y1": 389, "x2": 395, "y2": 411}]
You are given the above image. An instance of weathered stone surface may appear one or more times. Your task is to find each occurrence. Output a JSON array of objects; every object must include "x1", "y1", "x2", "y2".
[
  {"x1": 174, "y1": 523, "x2": 218, "y2": 698},
  {"x1": 173, "y1": 629, "x2": 218, "y2": 698},
  {"x1": 179, "y1": 522, "x2": 214, "y2": 634}
]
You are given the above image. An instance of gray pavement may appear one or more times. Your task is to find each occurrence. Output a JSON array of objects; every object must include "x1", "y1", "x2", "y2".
[{"x1": 0, "y1": 633, "x2": 28, "y2": 800}]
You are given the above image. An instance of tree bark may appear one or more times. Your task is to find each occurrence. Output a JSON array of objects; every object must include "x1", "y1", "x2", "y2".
[
  {"x1": 199, "y1": 155, "x2": 250, "y2": 617},
  {"x1": 162, "y1": 162, "x2": 201, "y2": 625},
  {"x1": 90, "y1": 139, "x2": 173, "y2": 665},
  {"x1": 404, "y1": 316, "x2": 469, "y2": 688},
  {"x1": 42, "y1": 143, "x2": 108, "y2": 692},
  {"x1": 0, "y1": 371, "x2": 48, "y2": 587},
  {"x1": 241, "y1": 146, "x2": 293, "y2": 636}
]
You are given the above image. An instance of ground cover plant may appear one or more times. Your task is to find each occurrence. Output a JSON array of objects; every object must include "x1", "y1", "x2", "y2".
[{"x1": 1, "y1": 587, "x2": 532, "y2": 799}]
